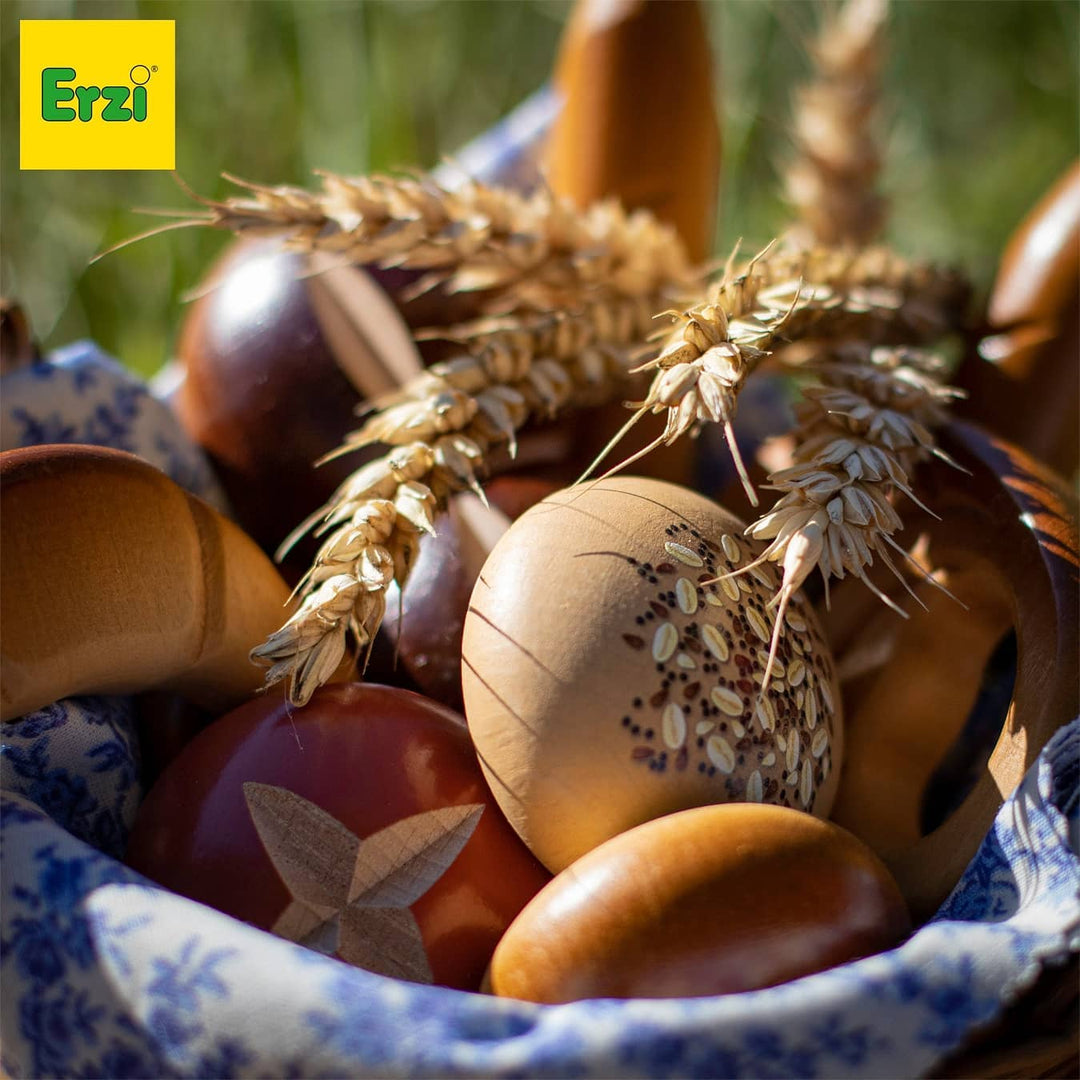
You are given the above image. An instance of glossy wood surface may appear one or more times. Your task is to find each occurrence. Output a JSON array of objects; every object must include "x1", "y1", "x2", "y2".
[
  {"x1": 125, "y1": 684, "x2": 551, "y2": 992},
  {"x1": 826, "y1": 421, "x2": 1078, "y2": 921}
]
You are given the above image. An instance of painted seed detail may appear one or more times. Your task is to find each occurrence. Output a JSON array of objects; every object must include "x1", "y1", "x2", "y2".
[
  {"x1": 652, "y1": 622, "x2": 678, "y2": 663},
  {"x1": 819, "y1": 678, "x2": 835, "y2": 715},
  {"x1": 664, "y1": 541, "x2": 704, "y2": 568},
  {"x1": 786, "y1": 731, "x2": 801, "y2": 773},
  {"x1": 747, "y1": 770, "x2": 764, "y2": 803},
  {"x1": 610, "y1": 520, "x2": 836, "y2": 818},
  {"x1": 749, "y1": 566, "x2": 773, "y2": 588},
  {"x1": 662, "y1": 704, "x2": 687, "y2": 750},
  {"x1": 706, "y1": 735, "x2": 736, "y2": 774},
  {"x1": 745, "y1": 607, "x2": 771, "y2": 644},
  {"x1": 702, "y1": 624, "x2": 729, "y2": 662},
  {"x1": 756, "y1": 697, "x2": 776, "y2": 733},
  {"x1": 676, "y1": 577, "x2": 699, "y2": 614},
  {"x1": 712, "y1": 686, "x2": 744, "y2": 716}
]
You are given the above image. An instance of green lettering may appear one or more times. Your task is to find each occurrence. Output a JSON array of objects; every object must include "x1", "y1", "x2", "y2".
[
  {"x1": 132, "y1": 84, "x2": 146, "y2": 122},
  {"x1": 74, "y1": 85, "x2": 100, "y2": 122},
  {"x1": 42, "y1": 67, "x2": 76, "y2": 121},
  {"x1": 100, "y1": 86, "x2": 131, "y2": 122}
]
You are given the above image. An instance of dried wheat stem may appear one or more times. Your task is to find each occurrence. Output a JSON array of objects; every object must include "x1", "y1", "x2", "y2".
[
  {"x1": 255, "y1": 295, "x2": 652, "y2": 704},
  {"x1": 159, "y1": 170, "x2": 697, "y2": 305},
  {"x1": 626, "y1": 241, "x2": 967, "y2": 504},
  {"x1": 716, "y1": 344, "x2": 965, "y2": 685},
  {"x1": 786, "y1": 0, "x2": 890, "y2": 246}
]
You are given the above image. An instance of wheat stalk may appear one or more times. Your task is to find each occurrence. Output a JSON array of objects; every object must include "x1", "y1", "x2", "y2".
[
  {"x1": 785, "y1": 0, "x2": 890, "y2": 246},
  {"x1": 251, "y1": 222, "x2": 968, "y2": 703},
  {"x1": 712, "y1": 342, "x2": 966, "y2": 686},
  {"x1": 135, "y1": 157, "x2": 972, "y2": 707},
  {"x1": 254, "y1": 294, "x2": 659, "y2": 704},
  {"x1": 613, "y1": 240, "x2": 968, "y2": 505},
  {"x1": 143, "y1": 171, "x2": 697, "y2": 307}
]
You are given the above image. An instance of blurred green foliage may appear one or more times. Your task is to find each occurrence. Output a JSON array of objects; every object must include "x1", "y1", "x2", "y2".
[{"x1": 1, "y1": 0, "x2": 1076, "y2": 377}]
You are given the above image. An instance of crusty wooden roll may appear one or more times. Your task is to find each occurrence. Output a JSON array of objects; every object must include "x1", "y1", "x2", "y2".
[{"x1": 1, "y1": 445, "x2": 294, "y2": 721}]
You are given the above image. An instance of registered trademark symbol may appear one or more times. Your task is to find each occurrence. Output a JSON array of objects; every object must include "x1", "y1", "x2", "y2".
[
  {"x1": 152, "y1": 66, "x2": 158, "y2": 72},
  {"x1": 130, "y1": 65, "x2": 151, "y2": 85}
]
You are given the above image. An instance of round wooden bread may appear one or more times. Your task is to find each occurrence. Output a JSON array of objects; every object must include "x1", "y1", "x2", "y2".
[{"x1": 462, "y1": 476, "x2": 843, "y2": 872}]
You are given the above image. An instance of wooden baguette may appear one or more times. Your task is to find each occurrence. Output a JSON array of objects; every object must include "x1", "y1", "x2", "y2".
[{"x1": 1, "y1": 445, "x2": 294, "y2": 721}]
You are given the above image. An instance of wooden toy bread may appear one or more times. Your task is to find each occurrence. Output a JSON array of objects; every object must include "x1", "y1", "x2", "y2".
[
  {"x1": 488, "y1": 802, "x2": 909, "y2": 1002},
  {"x1": 1, "y1": 444, "x2": 294, "y2": 721},
  {"x1": 126, "y1": 683, "x2": 551, "y2": 991},
  {"x1": 825, "y1": 421, "x2": 1079, "y2": 920},
  {"x1": 462, "y1": 476, "x2": 843, "y2": 872}
]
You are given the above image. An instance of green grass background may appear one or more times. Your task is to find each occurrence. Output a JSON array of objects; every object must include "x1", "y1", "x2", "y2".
[{"x1": 1, "y1": 0, "x2": 1076, "y2": 377}]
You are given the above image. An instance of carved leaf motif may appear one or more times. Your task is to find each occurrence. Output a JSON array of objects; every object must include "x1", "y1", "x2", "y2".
[
  {"x1": 337, "y1": 906, "x2": 433, "y2": 983},
  {"x1": 243, "y1": 782, "x2": 359, "y2": 909},
  {"x1": 243, "y1": 782, "x2": 485, "y2": 984},
  {"x1": 347, "y1": 803, "x2": 485, "y2": 907}
]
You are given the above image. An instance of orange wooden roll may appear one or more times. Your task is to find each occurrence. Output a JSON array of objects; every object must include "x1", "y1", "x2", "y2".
[
  {"x1": 488, "y1": 803, "x2": 909, "y2": 1002},
  {"x1": 545, "y1": 0, "x2": 721, "y2": 491},
  {"x1": 1, "y1": 445, "x2": 295, "y2": 721},
  {"x1": 548, "y1": 0, "x2": 720, "y2": 263}
]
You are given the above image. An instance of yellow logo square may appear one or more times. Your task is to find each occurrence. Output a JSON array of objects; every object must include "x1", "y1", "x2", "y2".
[{"x1": 20, "y1": 20, "x2": 175, "y2": 170}]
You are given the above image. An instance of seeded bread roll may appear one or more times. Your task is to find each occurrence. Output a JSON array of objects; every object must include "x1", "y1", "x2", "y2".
[
  {"x1": 487, "y1": 802, "x2": 909, "y2": 1002},
  {"x1": 462, "y1": 476, "x2": 843, "y2": 872},
  {"x1": 1, "y1": 445, "x2": 294, "y2": 721}
]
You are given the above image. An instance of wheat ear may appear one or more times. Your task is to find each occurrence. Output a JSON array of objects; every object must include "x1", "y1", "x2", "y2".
[
  {"x1": 785, "y1": 0, "x2": 890, "y2": 246},
  {"x1": 712, "y1": 343, "x2": 967, "y2": 686},
  {"x1": 252, "y1": 293, "x2": 663, "y2": 705},
  {"x1": 142, "y1": 170, "x2": 697, "y2": 306},
  {"x1": 622, "y1": 240, "x2": 968, "y2": 505}
]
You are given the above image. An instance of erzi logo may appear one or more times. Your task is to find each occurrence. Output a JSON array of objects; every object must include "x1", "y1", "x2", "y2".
[
  {"x1": 21, "y1": 20, "x2": 174, "y2": 170},
  {"x1": 42, "y1": 65, "x2": 153, "y2": 123}
]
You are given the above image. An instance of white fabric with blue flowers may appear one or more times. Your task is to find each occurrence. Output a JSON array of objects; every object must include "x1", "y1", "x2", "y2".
[{"x1": 1, "y1": 345, "x2": 1078, "y2": 1078}]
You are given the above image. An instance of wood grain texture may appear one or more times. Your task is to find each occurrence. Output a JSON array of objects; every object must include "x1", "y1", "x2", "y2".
[{"x1": 0, "y1": 445, "x2": 293, "y2": 721}]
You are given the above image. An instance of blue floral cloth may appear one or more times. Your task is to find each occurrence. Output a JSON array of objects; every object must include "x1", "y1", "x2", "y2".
[
  {"x1": 0, "y1": 339, "x2": 227, "y2": 511},
  {"x1": 1, "y1": 710, "x2": 1076, "y2": 1079}
]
